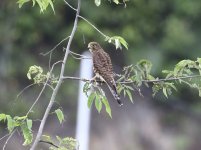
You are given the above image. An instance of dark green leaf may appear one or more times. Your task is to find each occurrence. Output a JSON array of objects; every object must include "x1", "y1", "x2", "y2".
[
  {"x1": 21, "y1": 121, "x2": 33, "y2": 146},
  {"x1": 95, "y1": 97, "x2": 102, "y2": 113},
  {"x1": 102, "y1": 97, "x2": 112, "y2": 118},
  {"x1": 0, "y1": 114, "x2": 7, "y2": 122},
  {"x1": 27, "y1": 119, "x2": 32, "y2": 131},
  {"x1": 126, "y1": 90, "x2": 133, "y2": 103},
  {"x1": 163, "y1": 87, "x2": 168, "y2": 98},
  {"x1": 6, "y1": 115, "x2": 14, "y2": 133},
  {"x1": 87, "y1": 92, "x2": 96, "y2": 108}
]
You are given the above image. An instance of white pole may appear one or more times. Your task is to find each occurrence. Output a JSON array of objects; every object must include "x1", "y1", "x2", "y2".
[{"x1": 76, "y1": 51, "x2": 93, "y2": 150}]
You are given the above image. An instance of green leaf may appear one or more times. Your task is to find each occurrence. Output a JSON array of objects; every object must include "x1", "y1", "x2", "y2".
[
  {"x1": 95, "y1": 96, "x2": 102, "y2": 113},
  {"x1": 6, "y1": 115, "x2": 14, "y2": 133},
  {"x1": 199, "y1": 88, "x2": 201, "y2": 97},
  {"x1": 56, "y1": 135, "x2": 62, "y2": 143},
  {"x1": 162, "y1": 87, "x2": 168, "y2": 98},
  {"x1": 83, "y1": 82, "x2": 91, "y2": 96},
  {"x1": 87, "y1": 92, "x2": 96, "y2": 108},
  {"x1": 102, "y1": 97, "x2": 112, "y2": 118},
  {"x1": 126, "y1": 90, "x2": 133, "y2": 103},
  {"x1": 42, "y1": 135, "x2": 52, "y2": 142},
  {"x1": 124, "y1": 85, "x2": 134, "y2": 91},
  {"x1": 169, "y1": 83, "x2": 177, "y2": 91},
  {"x1": 15, "y1": 115, "x2": 27, "y2": 121},
  {"x1": 17, "y1": 0, "x2": 55, "y2": 13},
  {"x1": 27, "y1": 119, "x2": 32, "y2": 131},
  {"x1": 95, "y1": 0, "x2": 101, "y2": 6},
  {"x1": 17, "y1": 0, "x2": 30, "y2": 8},
  {"x1": 55, "y1": 109, "x2": 65, "y2": 124},
  {"x1": 0, "y1": 114, "x2": 7, "y2": 122},
  {"x1": 21, "y1": 121, "x2": 33, "y2": 146},
  {"x1": 48, "y1": 0, "x2": 55, "y2": 13},
  {"x1": 113, "y1": 0, "x2": 119, "y2": 4},
  {"x1": 107, "y1": 36, "x2": 128, "y2": 50}
]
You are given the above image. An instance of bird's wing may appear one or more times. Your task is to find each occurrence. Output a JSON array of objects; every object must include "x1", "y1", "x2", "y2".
[
  {"x1": 93, "y1": 50, "x2": 113, "y2": 76},
  {"x1": 93, "y1": 50, "x2": 123, "y2": 106}
]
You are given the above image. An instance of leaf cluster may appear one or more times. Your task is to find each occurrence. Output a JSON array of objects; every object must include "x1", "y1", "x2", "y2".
[
  {"x1": 42, "y1": 135, "x2": 77, "y2": 150},
  {"x1": 27, "y1": 65, "x2": 58, "y2": 84},
  {"x1": 0, "y1": 114, "x2": 33, "y2": 146},
  {"x1": 118, "y1": 58, "x2": 201, "y2": 98},
  {"x1": 17, "y1": 0, "x2": 55, "y2": 13}
]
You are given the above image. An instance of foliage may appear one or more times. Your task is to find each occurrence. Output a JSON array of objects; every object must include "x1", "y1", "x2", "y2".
[
  {"x1": 1, "y1": 0, "x2": 201, "y2": 149},
  {"x1": 83, "y1": 82, "x2": 112, "y2": 117},
  {"x1": 27, "y1": 65, "x2": 58, "y2": 84},
  {"x1": 0, "y1": 114, "x2": 33, "y2": 145},
  {"x1": 41, "y1": 135, "x2": 78, "y2": 150},
  {"x1": 55, "y1": 109, "x2": 65, "y2": 124},
  {"x1": 106, "y1": 36, "x2": 128, "y2": 50},
  {"x1": 17, "y1": 0, "x2": 55, "y2": 13},
  {"x1": 117, "y1": 58, "x2": 201, "y2": 98}
]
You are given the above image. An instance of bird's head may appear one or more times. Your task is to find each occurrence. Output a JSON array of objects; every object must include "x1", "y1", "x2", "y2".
[{"x1": 88, "y1": 42, "x2": 101, "y2": 53}]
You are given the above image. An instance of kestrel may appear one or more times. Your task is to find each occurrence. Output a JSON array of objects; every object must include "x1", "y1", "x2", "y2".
[{"x1": 88, "y1": 41, "x2": 122, "y2": 106}]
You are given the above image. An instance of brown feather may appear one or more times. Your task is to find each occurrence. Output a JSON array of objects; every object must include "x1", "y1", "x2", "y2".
[{"x1": 88, "y1": 42, "x2": 123, "y2": 106}]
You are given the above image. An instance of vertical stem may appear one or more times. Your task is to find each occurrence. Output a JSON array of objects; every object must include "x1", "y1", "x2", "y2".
[{"x1": 30, "y1": 0, "x2": 81, "y2": 149}]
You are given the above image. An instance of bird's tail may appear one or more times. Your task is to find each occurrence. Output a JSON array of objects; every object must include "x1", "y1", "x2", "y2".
[{"x1": 105, "y1": 77, "x2": 123, "y2": 106}]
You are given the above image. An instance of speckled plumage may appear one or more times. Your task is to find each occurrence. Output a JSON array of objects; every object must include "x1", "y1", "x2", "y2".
[{"x1": 88, "y1": 42, "x2": 122, "y2": 106}]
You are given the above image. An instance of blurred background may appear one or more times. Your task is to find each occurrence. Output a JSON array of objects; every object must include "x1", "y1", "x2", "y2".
[{"x1": 1, "y1": 0, "x2": 201, "y2": 149}]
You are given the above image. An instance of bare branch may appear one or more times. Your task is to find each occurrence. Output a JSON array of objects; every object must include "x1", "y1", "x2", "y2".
[
  {"x1": 3, "y1": 129, "x2": 16, "y2": 150},
  {"x1": 30, "y1": 0, "x2": 81, "y2": 148}
]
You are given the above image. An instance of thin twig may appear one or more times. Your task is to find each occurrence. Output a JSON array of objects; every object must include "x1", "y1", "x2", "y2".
[
  {"x1": 30, "y1": 0, "x2": 81, "y2": 149},
  {"x1": 40, "y1": 36, "x2": 70, "y2": 70},
  {"x1": 78, "y1": 15, "x2": 109, "y2": 39},
  {"x1": 3, "y1": 129, "x2": 16, "y2": 150},
  {"x1": 14, "y1": 83, "x2": 53, "y2": 102},
  {"x1": 40, "y1": 36, "x2": 70, "y2": 56},
  {"x1": 39, "y1": 140, "x2": 59, "y2": 148},
  {"x1": 69, "y1": 50, "x2": 92, "y2": 59},
  {"x1": 63, "y1": 0, "x2": 76, "y2": 11},
  {"x1": 26, "y1": 60, "x2": 62, "y2": 117},
  {"x1": 0, "y1": 133, "x2": 10, "y2": 142},
  {"x1": 63, "y1": 0, "x2": 109, "y2": 40}
]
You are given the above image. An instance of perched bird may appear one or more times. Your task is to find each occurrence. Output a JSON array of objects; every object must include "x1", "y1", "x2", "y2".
[{"x1": 88, "y1": 41, "x2": 123, "y2": 106}]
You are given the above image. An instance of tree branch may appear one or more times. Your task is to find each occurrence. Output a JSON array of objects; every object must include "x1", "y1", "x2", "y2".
[
  {"x1": 30, "y1": 0, "x2": 81, "y2": 149},
  {"x1": 62, "y1": 74, "x2": 201, "y2": 83},
  {"x1": 39, "y1": 140, "x2": 59, "y2": 148}
]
